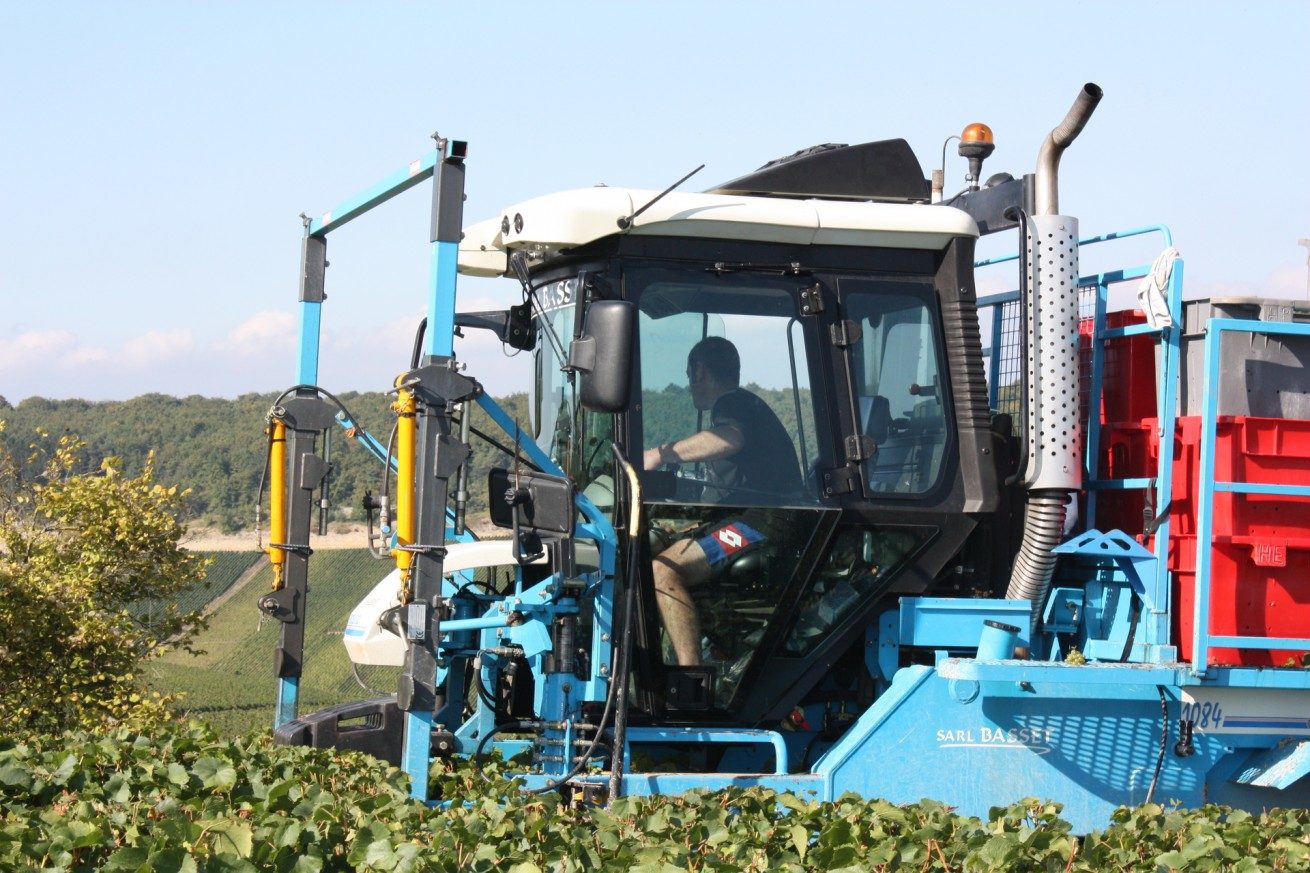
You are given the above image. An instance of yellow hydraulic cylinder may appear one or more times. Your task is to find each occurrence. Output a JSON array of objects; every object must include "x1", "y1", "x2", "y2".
[
  {"x1": 267, "y1": 420, "x2": 287, "y2": 590},
  {"x1": 392, "y1": 386, "x2": 417, "y2": 599}
]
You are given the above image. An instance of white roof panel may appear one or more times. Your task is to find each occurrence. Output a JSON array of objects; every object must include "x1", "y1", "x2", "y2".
[{"x1": 458, "y1": 187, "x2": 976, "y2": 276}]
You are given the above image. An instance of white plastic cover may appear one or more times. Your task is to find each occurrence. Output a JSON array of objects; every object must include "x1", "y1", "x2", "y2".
[{"x1": 342, "y1": 539, "x2": 601, "y2": 666}]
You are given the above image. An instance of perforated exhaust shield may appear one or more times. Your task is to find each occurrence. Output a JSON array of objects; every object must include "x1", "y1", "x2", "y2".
[{"x1": 1023, "y1": 214, "x2": 1082, "y2": 490}]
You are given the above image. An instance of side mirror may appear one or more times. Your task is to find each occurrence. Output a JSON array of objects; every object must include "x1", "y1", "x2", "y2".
[{"x1": 568, "y1": 300, "x2": 634, "y2": 412}]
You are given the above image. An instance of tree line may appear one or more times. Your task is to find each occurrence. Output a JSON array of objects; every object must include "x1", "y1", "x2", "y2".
[
  {"x1": 0, "y1": 392, "x2": 530, "y2": 533},
  {"x1": 0, "y1": 384, "x2": 815, "y2": 534}
]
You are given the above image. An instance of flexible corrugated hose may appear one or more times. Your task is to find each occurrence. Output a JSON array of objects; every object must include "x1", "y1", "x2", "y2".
[{"x1": 1006, "y1": 490, "x2": 1069, "y2": 629}]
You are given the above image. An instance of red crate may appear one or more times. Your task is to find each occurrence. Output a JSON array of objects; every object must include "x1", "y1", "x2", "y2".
[
  {"x1": 1093, "y1": 421, "x2": 1156, "y2": 536},
  {"x1": 1079, "y1": 309, "x2": 1158, "y2": 426},
  {"x1": 1159, "y1": 416, "x2": 1310, "y2": 666},
  {"x1": 1170, "y1": 535, "x2": 1310, "y2": 667},
  {"x1": 1166, "y1": 417, "x2": 1310, "y2": 539}
]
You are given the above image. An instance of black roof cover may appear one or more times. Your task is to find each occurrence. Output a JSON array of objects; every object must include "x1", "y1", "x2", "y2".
[{"x1": 709, "y1": 139, "x2": 930, "y2": 203}]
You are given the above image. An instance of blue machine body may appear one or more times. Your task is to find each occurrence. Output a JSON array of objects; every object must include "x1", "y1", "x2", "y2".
[{"x1": 271, "y1": 129, "x2": 1310, "y2": 832}]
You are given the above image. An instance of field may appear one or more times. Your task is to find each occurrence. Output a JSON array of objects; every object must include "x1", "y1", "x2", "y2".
[{"x1": 149, "y1": 549, "x2": 396, "y2": 735}]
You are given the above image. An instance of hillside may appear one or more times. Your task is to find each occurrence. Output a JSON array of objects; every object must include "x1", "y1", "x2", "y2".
[
  {"x1": 148, "y1": 549, "x2": 395, "y2": 735},
  {"x1": 0, "y1": 391, "x2": 529, "y2": 532}
]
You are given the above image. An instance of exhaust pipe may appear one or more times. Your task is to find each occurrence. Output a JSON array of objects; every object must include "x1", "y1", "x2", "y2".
[
  {"x1": 1034, "y1": 83, "x2": 1103, "y2": 216},
  {"x1": 1005, "y1": 84, "x2": 1102, "y2": 632}
]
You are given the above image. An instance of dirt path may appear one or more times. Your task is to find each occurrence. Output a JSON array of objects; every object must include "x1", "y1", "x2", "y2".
[
  {"x1": 183, "y1": 519, "x2": 502, "y2": 552},
  {"x1": 183, "y1": 524, "x2": 370, "y2": 552}
]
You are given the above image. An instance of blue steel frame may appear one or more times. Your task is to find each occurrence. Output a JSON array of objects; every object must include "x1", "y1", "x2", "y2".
[
  {"x1": 1192, "y1": 318, "x2": 1310, "y2": 673},
  {"x1": 977, "y1": 225, "x2": 1182, "y2": 662},
  {"x1": 284, "y1": 141, "x2": 619, "y2": 799}
]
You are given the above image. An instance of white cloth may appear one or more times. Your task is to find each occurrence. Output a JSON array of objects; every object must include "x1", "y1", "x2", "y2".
[{"x1": 1137, "y1": 246, "x2": 1179, "y2": 329}]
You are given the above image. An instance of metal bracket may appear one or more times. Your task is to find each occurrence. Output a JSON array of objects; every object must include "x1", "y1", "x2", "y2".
[
  {"x1": 830, "y1": 320, "x2": 862, "y2": 348},
  {"x1": 1051, "y1": 528, "x2": 1156, "y2": 597},
  {"x1": 845, "y1": 434, "x2": 876, "y2": 463},
  {"x1": 799, "y1": 283, "x2": 825, "y2": 316},
  {"x1": 822, "y1": 465, "x2": 860, "y2": 496}
]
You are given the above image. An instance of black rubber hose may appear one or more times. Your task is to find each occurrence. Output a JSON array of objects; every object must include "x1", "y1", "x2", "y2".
[
  {"x1": 253, "y1": 422, "x2": 277, "y2": 539},
  {"x1": 607, "y1": 442, "x2": 640, "y2": 803},
  {"x1": 1002, "y1": 206, "x2": 1032, "y2": 488},
  {"x1": 411, "y1": 317, "x2": 428, "y2": 370},
  {"x1": 1145, "y1": 686, "x2": 1169, "y2": 804}
]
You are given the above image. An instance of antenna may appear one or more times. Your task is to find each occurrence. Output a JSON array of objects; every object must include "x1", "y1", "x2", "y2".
[{"x1": 617, "y1": 164, "x2": 706, "y2": 230}]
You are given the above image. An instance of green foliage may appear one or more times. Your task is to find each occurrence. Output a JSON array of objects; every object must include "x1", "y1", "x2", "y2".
[
  {"x1": 4, "y1": 721, "x2": 1310, "y2": 871},
  {"x1": 0, "y1": 429, "x2": 211, "y2": 735},
  {"x1": 1, "y1": 392, "x2": 531, "y2": 533}
]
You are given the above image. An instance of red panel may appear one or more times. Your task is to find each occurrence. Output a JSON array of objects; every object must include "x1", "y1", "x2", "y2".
[{"x1": 1162, "y1": 417, "x2": 1310, "y2": 666}]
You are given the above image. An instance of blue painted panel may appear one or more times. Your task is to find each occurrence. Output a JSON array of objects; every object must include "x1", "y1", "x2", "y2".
[
  {"x1": 899, "y1": 598, "x2": 1032, "y2": 649},
  {"x1": 275, "y1": 677, "x2": 298, "y2": 728},
  {"x1": 819, "y1": 666, "x2": 1206, "y2": 832},
  {"x1": 403, "y1": 710, "x2": 434, "y2": 801},
  {"x1": 425, "y1": 240, "x2": 459, "y2": 358},
  {"x1": 295, "y1": 301, "x2": 322, "y2": 385},
  {"x1": 1231, "y1": 740, "x2": 1310, "y2": 789},
  {"x1": 515, "y1": 773, "x2": 826, "y2": 799}
]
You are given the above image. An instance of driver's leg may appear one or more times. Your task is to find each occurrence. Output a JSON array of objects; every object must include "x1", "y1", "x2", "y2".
[{"x1": 652, "y1": 537, "x2": 712, "y2": 666}]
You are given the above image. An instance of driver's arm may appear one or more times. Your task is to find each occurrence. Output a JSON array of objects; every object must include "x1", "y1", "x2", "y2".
[{"x1": 643, "y1": 422, "x2": 744, "y2": 470}]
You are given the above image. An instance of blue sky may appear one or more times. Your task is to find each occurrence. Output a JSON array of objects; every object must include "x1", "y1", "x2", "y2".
[{"x1": 3, "y1": 2, "x2": 1307, "y2": 402}]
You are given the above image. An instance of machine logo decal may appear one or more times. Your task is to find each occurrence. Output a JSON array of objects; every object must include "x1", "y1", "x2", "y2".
[{"x1": 936, "y1": 727, "x2": 1055, "y2": 755}]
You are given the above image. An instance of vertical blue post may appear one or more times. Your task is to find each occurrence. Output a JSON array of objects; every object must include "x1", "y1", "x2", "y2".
[
  {"x1": 402, "y1": 137, "x2": 467, "y2": 801},
  {"x1": 1192, "y1": 319, "x2": 1223, "y2": 674},
  {"x1": 426, "y1": 241, "x2": 459, "y2": 358},
  {"x1": 295, "y1": 301, "x2": 322, "y2": 386}
]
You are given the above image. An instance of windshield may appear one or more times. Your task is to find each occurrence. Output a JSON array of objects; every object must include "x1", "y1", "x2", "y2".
[{"x1": 637, "y1": 269, "x2": 821, "y2": 509}]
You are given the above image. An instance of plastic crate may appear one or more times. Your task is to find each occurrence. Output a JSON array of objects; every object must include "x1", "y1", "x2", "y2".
[
  {"x1": 1179, "y1": 296, "x2": 1310, "y2": 418},
  {"x1": 1079, "y1": 309, "x2": 1158, "y2": 426},
  {"x1": 1161, "y1": 416, "x2": 1310, "y2": 666},
  {"x1": 1092, "y1": 421, "x2": 1156, "y2": 536},
  {"x1": 1167, "y1": 416, "x2": 1310, "y2": 539},
  {"x1": 1170, "y1": 535, "x2": 1310, "y2": 667}
]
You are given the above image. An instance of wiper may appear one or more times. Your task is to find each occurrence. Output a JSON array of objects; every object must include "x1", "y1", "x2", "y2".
[
  {"x1": 510, "y1": 251, "x2": 569, "y2": 365},
  {"x1": 706, "y1": 261, "x2": 811, "y2": 276}
]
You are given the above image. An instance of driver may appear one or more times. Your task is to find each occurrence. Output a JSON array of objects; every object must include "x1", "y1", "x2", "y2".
[{"x1": 642, "y1": 336, "x2": 802, "y2": 666}]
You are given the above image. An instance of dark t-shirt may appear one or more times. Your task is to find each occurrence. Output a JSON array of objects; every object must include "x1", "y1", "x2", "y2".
[{"x1": 705, "y1": 388, "x2": 803, "y2": 503}]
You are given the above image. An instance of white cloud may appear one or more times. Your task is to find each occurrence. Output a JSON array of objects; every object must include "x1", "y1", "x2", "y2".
[
  {"x1": 0, "y1": 329, "x2": 79, "y2": 369},
  {"x1": 1186, "y1": 261, "x2": 1308, "y2": 303},
  {"x1": 215, "y1": 311, "x2": 297, "y2": 355},
  {"x1": 4, "y1": 327, "x2": 196, "y2": 400},
  {"x1": 122, "y1": 329, "x2": 194, "y2": 366}
]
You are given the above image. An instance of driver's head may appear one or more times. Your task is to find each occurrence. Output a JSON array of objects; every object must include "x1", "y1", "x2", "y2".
[{"x1": 687, "y1": 336, "x2": 740, "y2": 410}]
